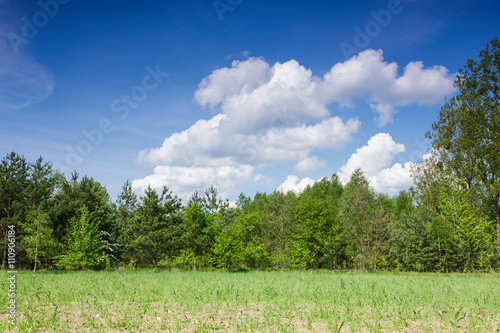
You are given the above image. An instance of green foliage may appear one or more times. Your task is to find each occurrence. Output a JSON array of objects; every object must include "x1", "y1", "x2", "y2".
[
  {"x1": 21, "y1": 207, "x2": 59, "y2": 270},
  {"x1": 119, "y1": 186, "x2": 182, "y2": 267},
  {"x1": 429, "y1": 214, "x2": 456, "y2": 272},
  {"x1": 55, "y1": 205, "x2": 104, "y2": 270},
  {"x1": 1, "y1": 144, "x2": 498, "y2": 272},
  {"x1": 112, "y1": 179, "x2": 138, "y2": 262},
  {"x1": 213, "y1": 204, "x2": 270, "y2": 269},
  {"x1": 341, "y1": 169, "x2": 377, "y2": 271},
  {"x1": 0, "y1": 152, "x2": 59, "y2": 268},
  {"x1": 427, "y1": 37, "x2": 500, "y2": 243},
  {"x1": 174, "y1": 187, "x2": 235, "y2": 270},
  {"x1": 389, "y1": 206, "x2": 440, "y2": 272},
  {"x1": 182, "y1": 201, "x2": 211, "y2": 257},
  {"x1": 436, "y1": 180, "x2": 497, "y2": 271},
  {"x1": 291, "y1": 196, "x2": 342, "y2": 269},
  {"x1": 394, "y1": 190, "x2": 414, "y2": 220},
  {"x1": 159, "y1": 249, "x2": 214, "y2": 270},
  {"x1": 261, "y1": 191, "x2": 297, "y2": 267},
  {"x1": 213, "y1": 229, "x2": 243, "y2": 269},
  {"x1": 49, "y1": 173, "x2": 112, "y2": 245}
]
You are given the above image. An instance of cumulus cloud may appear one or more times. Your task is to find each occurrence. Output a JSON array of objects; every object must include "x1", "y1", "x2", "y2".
[
  {"x1": 132, "y1": 164, "x2": 254, "y2": 202},
  {"x1": 319, "y1": 49, "x2": 455, "y2": 125},
  {"x1": 137, "y1": 115, "x2": 360, "y2": 167},
  {"x1": 339, "y1": 133, "x2": 405, "y2": 179},
  {"x1": 134, "y1": 50, "x2": 454, "y2": 199},
  {"x1": 277, "y1": 175, "x2": 315, "y2": 194},
  {"x1": 338, "y1": 133, "x2": 414, "y2": 195},
  {"x1": 134, "y1": 113, "x2": 359, "y2": 199},
  {"x1": 374, "y1": 162, "x2": 414, "y2": 194},
  {"x1": 195, "y1": 58, "x2": 270, "y2": 107},
  {"x1": 195, "y1": 57, "x2": 329, "y2": 134},
  {"x1": 193, "y1": 50, "x2": 454, "y2": 130}
]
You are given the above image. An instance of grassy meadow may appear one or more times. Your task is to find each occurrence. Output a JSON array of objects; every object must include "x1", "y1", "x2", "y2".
[{"x1": 1, "y1": 269, "x2": 499, "y2": 332}]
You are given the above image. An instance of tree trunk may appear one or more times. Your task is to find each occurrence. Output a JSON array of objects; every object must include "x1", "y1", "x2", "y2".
[
  {"x1": 33, "y1": 243, "x2": 38, "y2": 274},
  {"x1": 2, "y1": 232, "x2": 6, "y2": 269},
  {"x1": 494, "y1": 195, "x2": 500, "y2": 249},
  {"x1": 496, "y1": 213, "x2": 500, "y2": 249},
  {"x1": 2, "y1": 208, "x2": 10, "y2": 268}
]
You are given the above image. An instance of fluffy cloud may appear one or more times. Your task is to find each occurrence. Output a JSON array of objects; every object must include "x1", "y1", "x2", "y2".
[
  {"x1": 338, "y1": 133, "x2": 414, "y2": 195},
  {"x1": 375, "y1": 162, "x2": 414, "y2": 194},
  {"x1": 319, "y1": 49, "x2": 456, "y2": 125},
  {"x1": 134, "y1": 113, "x2": 359, "y2": 198},
  {"x1": 195, "y1": 58, "x2": 328, "y2": 134},
  {"x1": 195, "y1": 50, "x2": 455, "y2": 130},
  {"x1": 132, "y1": 164, "x2": 254, "y2": 202},
  {"x1": 137, "y1": 115, "x2": 360, "y2": 167},
  {"x1": 339, "y1": 133, "x2": 405, "y2": 179},
  {"x1": 134, "y1": 50, "x2": 454, "y2": 199},
  {"x1": 277, "y1": 175, "x2": 315, "y2": 194},
  {"x1": 194, "y1": 57, "x2": 271, "y2": 108}
]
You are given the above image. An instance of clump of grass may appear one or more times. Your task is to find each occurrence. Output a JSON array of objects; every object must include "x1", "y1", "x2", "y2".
[{"x1": 0, "y1": 270, "x2": 499, "y2": 332}]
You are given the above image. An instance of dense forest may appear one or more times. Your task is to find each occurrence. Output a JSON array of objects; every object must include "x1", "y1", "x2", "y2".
[{"x1": 1, "y1": 38, "x2": 499, "y2": 273}]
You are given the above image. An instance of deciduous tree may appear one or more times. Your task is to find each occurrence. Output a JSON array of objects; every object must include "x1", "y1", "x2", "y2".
[
  {"x1": 56, "y1": 205, "x2": 104, "y2": 270},
  {"x1": 427, "y1": 37, "x2": 500, "y2": 244},
  {"x1": 340, "y1": 169, "x2": 375, "y2": 271}
]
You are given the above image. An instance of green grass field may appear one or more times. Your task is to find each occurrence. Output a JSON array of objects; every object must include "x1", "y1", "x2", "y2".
[{"x1": 1, "y1": 270, "x2": 499, "y2": 332}]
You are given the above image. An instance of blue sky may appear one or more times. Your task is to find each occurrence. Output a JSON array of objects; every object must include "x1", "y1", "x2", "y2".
[{"x1": 1, "y1": 0, "x2": 499, "y2": 202}]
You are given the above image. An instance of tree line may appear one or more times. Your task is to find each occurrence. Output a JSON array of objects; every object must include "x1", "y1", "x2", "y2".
[{"x1": 1, "y1": 38, "x2": 499, "y2": 273}]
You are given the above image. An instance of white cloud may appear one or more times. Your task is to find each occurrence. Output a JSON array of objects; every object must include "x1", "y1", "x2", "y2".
[
  {"x1": 338, "y1": 133, "x2": 414, "y2": 195},
  {"x1": 194, "y1": 50, "x2": 454, "y2": 130},
  {"x1": 277, "y1": 175, "x2": 315, "y2": 194},
  {"x1": 319, "y1": 49, "x2": 456, "y2": 125},
  {"x1": 137, "y1": 114, "x2": 360, "y2": 167},
  {"x1": 369, "y1": 103, "x2": 395, "y2": 127},
  {"x1": 375, "y1": 162, "x2": 414, "y2": 194},
  {"x1": 132, "y1": 164, "x2": 254, "y2": 202},
  {"x1": 194, "y1": 57, "x2": 271, "y2": 110},
  {"x1": 339, "y1": 133, "x2": 405, "y2": 180},
  {"x1": 196, "y1": 58, "x2": 330, "y2": 134},
  {"x1": 134, "y1": 50, "x2": 454, "y2": 199},
  {"x1": 294, "y1": 155, "x2": 327, "y2": 173}
]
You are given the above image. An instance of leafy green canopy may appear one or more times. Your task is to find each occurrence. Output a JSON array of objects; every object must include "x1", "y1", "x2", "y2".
[
  {"x1": 427, "y1": 37, "x2": 500, "y2": 244},
  {"x1": 55, "y1": 205, "x2": 104, "y2": 270}
]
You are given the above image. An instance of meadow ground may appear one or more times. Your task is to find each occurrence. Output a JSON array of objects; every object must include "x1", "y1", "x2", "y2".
[{"x1": 0, "y1": 269, "x2": 499, "y2": 332}]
